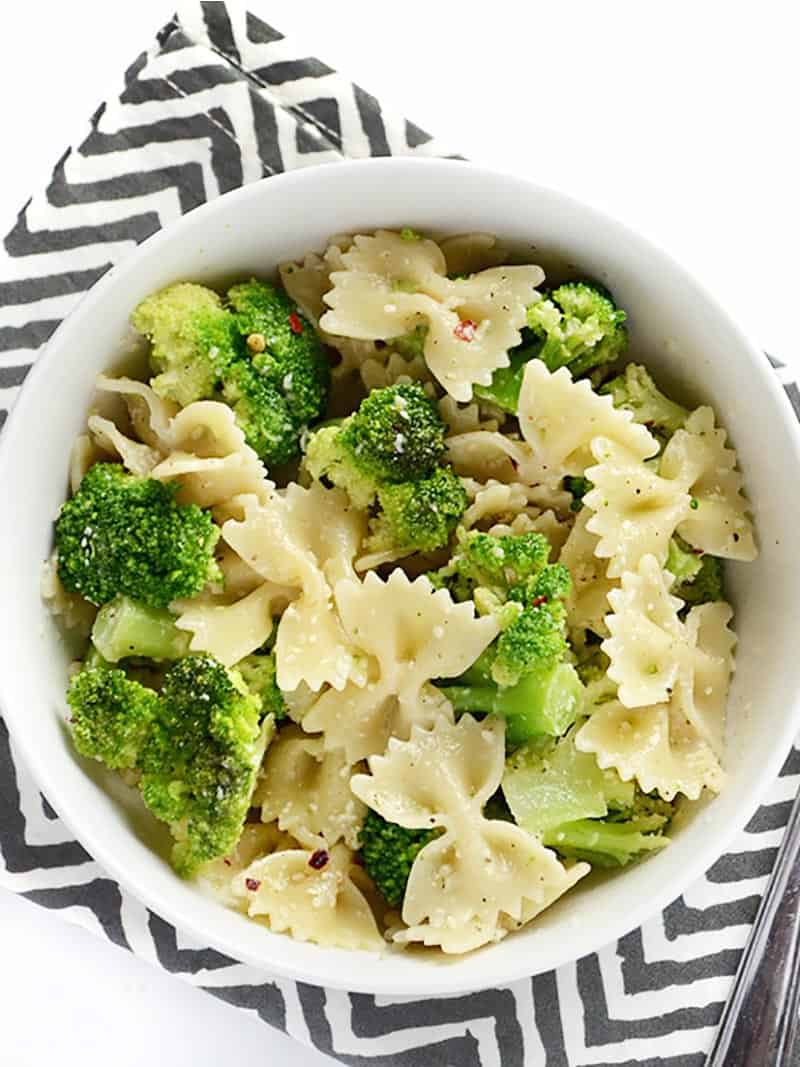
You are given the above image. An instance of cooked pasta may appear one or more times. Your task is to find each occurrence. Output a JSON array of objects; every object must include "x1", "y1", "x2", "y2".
[{"x1": 46, "y1": 229, "x2": 757, "y2": 958}]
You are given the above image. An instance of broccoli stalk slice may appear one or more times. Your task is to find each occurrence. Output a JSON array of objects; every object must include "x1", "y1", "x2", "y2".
[
  {"x1": 55, "y1": 463, "x2": 222, "y2": 609},
  {"x1": 502, "y1": 729, "x2": 672, "y2": 867},
  {"x1": 67, "y1": 666, "x2": 160, "y2": 770},
  {"x1": 600, "y1": 363, "x2": 689, "y2": 438},
  {"x1": 665, "y1": 537, "x2": 703, "y2": 585},
  {"x1": 91, "y1": 596, "x2": 191, "y2": 663},
  {"x1": 443, "y1": 661, "x2": 583, "y2": 744},
  {"x1": 541, "y1": 817, "x2": 670, "y2": 867}
]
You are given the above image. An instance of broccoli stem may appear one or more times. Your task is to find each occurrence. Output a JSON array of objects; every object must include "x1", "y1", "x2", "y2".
[
  {"x1": 542, "y1": 817, "x2": 669, "y2": 867},
  {"x1": 91, "y1": 596, "x2": 191, "y2": 663},
  {"x1": 440, "y1": 661, "x2": 582, "y2": 745}
]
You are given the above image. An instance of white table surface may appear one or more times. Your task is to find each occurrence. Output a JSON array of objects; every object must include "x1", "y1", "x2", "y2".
[{"x1": 1, "y1": 2, "x2": 798, "y2": 1064}]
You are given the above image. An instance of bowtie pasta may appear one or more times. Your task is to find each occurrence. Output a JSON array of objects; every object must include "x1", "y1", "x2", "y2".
[{"x1": 47, "y1": 230, "x2": 757, "y2": 957}]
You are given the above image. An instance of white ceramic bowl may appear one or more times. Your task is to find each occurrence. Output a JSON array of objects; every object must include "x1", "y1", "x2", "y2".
[{"x1": 1, "y1": 158, "x2": 799, "y2": 996}]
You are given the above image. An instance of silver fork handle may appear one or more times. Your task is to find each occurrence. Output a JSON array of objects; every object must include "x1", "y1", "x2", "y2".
[{"x1": 706, "y1": 784, "x2": 800, "y2": 1066}]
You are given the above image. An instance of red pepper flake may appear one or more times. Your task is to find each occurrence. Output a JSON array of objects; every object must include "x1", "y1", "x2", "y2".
[
  {"x1": 245, "y1": 877, "x2": 261, "y2": 892},
  {"x1": 453, "y1": 319, "x2": 477, "y2": 342},
  {"x1": 288, "y1": 312, "x2": 303, "y2": 335},
  {"x1": 308, "y1": 848, "x2": 330, "y2": 870},
  {"x1": 530, "y1": 595, "x2": 547, "y2": 608}
]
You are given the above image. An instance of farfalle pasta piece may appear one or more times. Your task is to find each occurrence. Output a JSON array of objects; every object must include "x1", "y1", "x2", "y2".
[
  {"x1": 222, "y1": 484, "x2": 367, "y2": 692},
  {"x1": 319, "y1": 230, "x2": 543, "y2": 401},
  {"x1": 94, "y1": 375, "x2": 178, "y2": 449},
  {"x1": 172, "y1": 582, "x2": 292, "y2": 667},
  {"x1": 438, "y1": 396, "x2": 502, "y2": 436},
  {"x1": 660, "y1": 406, "x2": 757, "y2": 560},
  {"x1": 559, "y1": 508, "x2": 617, "y2": 637},
  {"x1": 674, "y1": 601, "x2": 736, "y2": 757},
  {"x1": 446, "y1": 430, "x2": 537, "y2": 484},
  {"x1": 584, "y1": 437, "x2": 692, "y2": 578},
  {"x1": 255, "y1": 726, "x2": 365, "y2": 849},
  {"x1": 518, "y1": 361, "x2": 658, "y2": 486},
  {"x1": 280, "y1": 244, "x2": 382, "y2": 380},
  {"x1": 351, "y1": 716, "x2": 588, "y2": 953},
  {"x1": 150, "y1": 401, "x2": 272, "y2": 509},
  {"x1": 461, "y1": 478, "x2": 542, "y2": 532},
  {"x1": 86, "y1": 414, "x2": 162, "y2": 476},
  {"x1": 439, "y1": 232, "x2": 510, "y2": 275},
  {"x1": 303, "y1": 571, "x2": 500, "y2": 762},
  {"x1": 576, "y1": 698, "x2": 724, "y2": 801},
  {"x1": 234, "y1": 844, "x2": 383, "y2": 951},
  {"x1": 359, "y1": 350, "x2": 435, "y2": 393},
  {"x1": 602, "y1": 554, "x2": 687, "y2": 706}
]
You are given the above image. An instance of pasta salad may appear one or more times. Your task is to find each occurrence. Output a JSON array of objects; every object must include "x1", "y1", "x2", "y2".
[{"x1": 45, "y1": 230, "x2": 757, "y2": 956}]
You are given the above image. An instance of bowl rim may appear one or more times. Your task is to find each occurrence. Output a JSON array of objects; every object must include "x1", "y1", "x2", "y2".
[{"x1": 2, "y1": 155, "x2": 800, "y2": 995}]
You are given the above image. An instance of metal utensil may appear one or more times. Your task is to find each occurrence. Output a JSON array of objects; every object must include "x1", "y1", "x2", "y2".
[{"x1": 706, "y1": 785, "x2": 800, "y2": 1065}]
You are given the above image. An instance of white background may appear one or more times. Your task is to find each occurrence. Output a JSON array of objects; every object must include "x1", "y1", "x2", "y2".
[{"x1": 0, "y1": 2, "x2": 798, "y2": 1065}]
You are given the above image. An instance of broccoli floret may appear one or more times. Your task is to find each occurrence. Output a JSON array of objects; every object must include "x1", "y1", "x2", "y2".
[
  {"x1": 492, "y1": 594, "x2": 569, "y2": 687},
  {"x1": 55, "y1": 463, "x2": 222, "y2": 608},
  {"x1": 358, "y1": 808, "x2": 440, "y2": 908},
  {"x1": 676, "y1": 553, "x2": 725, "y2": 607},
  {"x1": 475, "y1": 282, "x2": 627, "y2": 411},
  {"x1": 139, "y1": 654, "x2": 272, "y2": 877},
  {"x1": 67, "y1": 666, "x2": 159, "y2": 770},
  {"x1": 339, "y1": 383, "x2": 446, "y2": 484},
  {"x1": 600, "y1": 363, "x2": 689, "y2": 439},
  {"x1": 132, "y1": 283, "x2": 240, "y2": 406},
  {"x1": 665, "y1": 537, "x2": 703, "y2": 585},
  {"x1": 221, "y1": 359, "x2": 298, "y2": 466},
  {"x1": 431, "y1": 529, "x2": 552, "y2": 608},
  {"x1": 527, "y1": 282, "x2": 628, "y2": 377},
  {"x1": 563, "y1": 475, "x2": 592, "y2": 513},
  {"x1": 227, "y1": 279, "x2": 330, "y2": 428},
  {"x1": 503, "y1": 729, "x2": 671, "y2": 866},
  {"x1": 368, "y1": 467, "x2": 467, "y2": 555},
  {"x1": 304, "y1": 424, "x2": 378, "y2": 509},
  {"x1": 91, "y1": 595, "x2": 190, "y2": 663},
  {"x1": 235, "y1": 652, "x2": 287, "y2": 720}
]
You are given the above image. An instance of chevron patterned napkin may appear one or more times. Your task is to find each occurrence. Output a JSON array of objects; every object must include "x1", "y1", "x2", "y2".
[{"x1": 1, "y1": 4, "x2": 798, "y2": 1064}]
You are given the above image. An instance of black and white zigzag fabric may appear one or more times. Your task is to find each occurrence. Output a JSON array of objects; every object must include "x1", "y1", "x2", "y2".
[{"x1": 1, "y1": 4, "x2": 798, "y2": 1064}]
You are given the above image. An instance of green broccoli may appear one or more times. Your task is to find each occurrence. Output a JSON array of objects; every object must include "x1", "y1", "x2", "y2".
[
  {"x1": 368, "y1": 467, "x2": 467, "y2": 555},
  {"x1": 600, "y1": 363, "x2": 689, "y2": 440},
  {"x1": 131, "y1": 283, "x2": 239, "y2": 407},
  {"x1": 388, "y1": 324, "x2": 428, "y2": 359},
  {"x1": 67, "y1": 666, "x2": 159, "y2": 770},
  {"x1": 438, "y1": 646, "x2": 583, "y2": 745},
  {"x1": 430, "y1": 529, "x2": 552, "y2": 610},
  {"x1": 132, "y1": 279, "x2": 331, "y2": 467},
  {"x1": 675, "y1": 552, "x2": 725, "y2": 607},
  {"x1": 563, "y1": 475, "x2": 592, "y2": 513},
  {"x1": 305, "y1": 385, "x2": 465, "y2": 555},
  {"x1": 527, "y1": 282, "x2": 628, "y2": 377},
  {"x1": 338, "y1": 382, "x2": 446, "y2": 484},
  {"x1": 665, "y1": 536, "x2": 703, "y2": 585},
  {"x1": 139, "y1": 654, "x2": 273, "y2": 877},
  {"x1": 91, "y1": 596, "x2": 191, "y2": 663},
  {"x1": 221, "y1": 359, "x2": 298, "y2": 466},
  {"x1": 433, "y1": 531, "x2": 580, "y2": 744},
  {"x1": 474, "y1": 282, "x2": 627, "y2": 412},
  {"x1": 235, "y1": 652, "x2": 287, "y2": 720},
  {"x1": 358, "y1": 808, "x2": 440, "y2": 908},
  {"x1": 55, "y1": 463, "x2": 222, "y2": 608},
  {"x1": 503, "y1": 730, "x2": 672, "y2": 867},
  {"x1": 227, "y1": 279, "x2": 330, "y2": 428}
]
